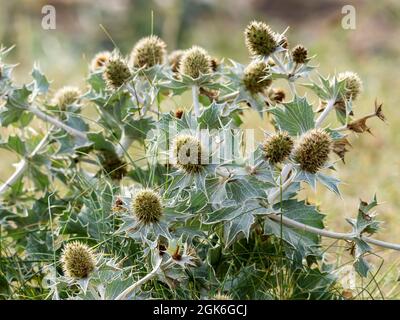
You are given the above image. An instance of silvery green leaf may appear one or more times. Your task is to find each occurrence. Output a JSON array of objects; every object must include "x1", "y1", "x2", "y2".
[
  {"x1": 353, "y1": 238, "x2": 372, "y2": 258},
  {"x1": 269, "y1": 96, "x2": 315, "y2": 136},
  {"x1": 354, "y1": 257, "x2": 370, "y2": 278},
  {"x1": 224, "y1": 209, "x2": 255, "y2": 247},
  {"x1": 316, "y1": 173, "x2": 341, "y2": 196},
  {"x1": 29, "y1": 64, "x2": 50, "y2": 95},
  {"x1": 295, "y1": 170, "x2": 317, "y2": 191},
  {"x1": 0, "y1": 135, "x2": 26, "y2": 156}
]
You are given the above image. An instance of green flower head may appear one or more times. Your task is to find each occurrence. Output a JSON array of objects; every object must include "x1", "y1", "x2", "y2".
[
  {"x1": 172, "y1": 134, "x2": 205, "y2": 174},
  {"x1": 338, "y1": 71, "x2": 363, "y2": 101},
  {"x1": 103, "y1": 57, "x2": 131, "y2": 90},
  {"x1": 294, "y1": 129, "x2": 332, "y2": 174},
  {"x1": 179, "y1": 46, "x2": 212, "y2": 79},
  {"x1": 244, "y1": 21, "x2": 278, "y2": 56},
  {"x1": 61, "y1": 242, "x2": 96, "y2": 279},
  {"x1": 292, "y1": 45, "x2": 308, "y2": 64},
  {"x1": 130, "y1": 35, "x2": 167, "y2": 69},
  {"x1": 131, "y1": 189, "x2": 163, "y2": 225},
  {"x1": 52, "y1": 86, "x2": 81, "y2": 110},
  {"x1": 243, "y1": 61, "x2": 271, "y2": 94},
  {"x1": 262, "y1": 132, "x2": 294, "y2": 165}
]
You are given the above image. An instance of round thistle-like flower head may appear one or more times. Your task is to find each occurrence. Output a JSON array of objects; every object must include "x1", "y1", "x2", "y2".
[
  {"x1": 168, "y1": 50, "x2": 185, "y2": 73},
  {"x1": 52, "y1": 86, "x2": 81, "y2": 110},
  {"x1": 262, "y1": 132, "x2": 294, "y2": 165},
  {"x1": 179, "y1": 46, "x2": 212, "y2": 79},
  {"x1": 293, "y1": 129, "x2": 332, "y2": 174},
  {"x1": 172, "y1": 134, "x2": 205, "y2": 174},
  {"x1": 103, "y1": 57, "x2": 131, "y2": 89},
  {"x1": 337, "y1": 71, "x2": 363, "y2": 101},
  {"x1": 292, "y1": 45, "x2": 308, "y2": 64},
  {"x1": 244, "y1": 21, "x2": 278, "y2": 56},
  {"x1": 130, "y1": 35, "x2": 167, "y2": 69},
  {"x1": 243, "y1": 61, "x2": 271, "y2": 94},
  {"x1": 131, "y1": 189, "x2": 163, "y2": 225},
  {"x1": 90, "y1": 51, "x2": 111, "y2": 71},
  {"x1": 61, "y1": 242, "x2": 96, "y2": 279}
]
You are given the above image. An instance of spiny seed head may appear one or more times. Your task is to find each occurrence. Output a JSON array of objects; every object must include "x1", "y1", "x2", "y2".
[
  {"x1": 179, "y1": 46, "x2": 212, "y2": 79},
  {"x1": 243, "y1": 61, "x2": 271, "y2": 94},
  {"x1": 61, "y1": 242, "x2": 96, "y2": 279},
  {"x1": 172, "y1": 134, "x2": 204, "y2": 174},
  {"x1": 244, "y1": 21, "x2": 278, "y2": 56},
  {"x1": 131, "y1": 189, "x2": 163, "y2": 225},
  {"x1": 103, "y1": 57, "x2": 131, "y2": 90},
  {"x1": 294, "y1": 129, "x2": 332, "y2": 174},
  {"x1": 130, "y1": 35, "x2": 167, "y2": 69},
  {"x1": 338, "y1": 71, "x2": 363, "y2": 101},
  {"x1": 292, "y1": 45, "x2": 308, "y2": 64},
  {"x1": 168, "y1": 50, "x2": 185, "y2": 73},
  {"x1": 52, "y1": 86, "x2": 81, "y2": 110},
  {"x1": 262, "y1": 132, "x2": 294, "y2": 165},
  {"x1": 90, "y1": 51, "x2": 111, "y2": 71}
]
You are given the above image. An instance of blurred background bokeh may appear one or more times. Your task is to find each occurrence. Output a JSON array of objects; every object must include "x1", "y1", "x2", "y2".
[{"x1": 2, "y1": 0, "x2": 400, "y2": 285}]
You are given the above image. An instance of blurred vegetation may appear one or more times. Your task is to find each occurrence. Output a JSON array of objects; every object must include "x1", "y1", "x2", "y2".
[{"x1": 2, "y1": 0, "x2": 400, "y2": 296}]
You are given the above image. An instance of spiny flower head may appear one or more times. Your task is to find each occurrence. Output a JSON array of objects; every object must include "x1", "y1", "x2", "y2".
[
  {"x1": 103, "y1": 57, "x2": 131, "y2": 90},
  {"x1": 292, "y1": 45, "x2": 308, "y2": 64},
  {"x1": 130, "y1": 35, "x2": 167, "y2": 69},
  {"x1": 262, "y1": 132, "x2": 294, "y2": 165},
  {"x1": 51, "y1": 86, "x2": 81, "y2": 110},
  {"x1": 244, "y1": 21, "x2": 278, "y2": 57},
  {"x1": 172, "y1": 134, "x2": 205, "y2": 174},
  {"x1": 179, "y1": 46, "x2": 212, "y2": 79},
  {"x1": 131, "y1": 189, "x2": 163, "y2": 225},
  {"x1": 168, "y1": 50, "x2": 185, "y2": 73},
  {"x1": 243, "y1": 61, "x2": 271, "y2": 94},
  {"x1": 61, "y1": 242, "x2": 96, "y2": 279},
  {"x1": 338, "y1": 71, "x2": 363, "y2": 101},
  {"x1": 293, "y1": 129, "x2": 332, "y2": 173},
  {"x1": 90, "y1": 51, "x2": 111, "y2": 71}
]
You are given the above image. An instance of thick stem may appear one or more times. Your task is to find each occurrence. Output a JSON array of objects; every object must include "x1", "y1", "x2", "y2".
[
  {"x1": 268, "y1": 214, "x2": 400, "y2": 251},
  {"x1": 0, "y1": 130, "x2": 51, "y2": 196},
  {"x1": 116, "y1": 131, "x2": 134, "y2": 158},
  {"x1": 315, "y1": 99, "x2": 335, "y2": 128},
  {"x1": 27, "y1": 105, "x2": 87, "y2": 141},
  {"x1": 192, "y1": 85, "x2": 200, "y2": 117},
  {"x1": 115, "y1": 258, "x2": 166, "y2": 300}
]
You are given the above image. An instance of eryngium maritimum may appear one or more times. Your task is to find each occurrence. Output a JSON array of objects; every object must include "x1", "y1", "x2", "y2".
[
  {"x1": 292, "y1": 45, "x2": 308, "y2": 64},
  {"x1": 103, "y1": 57, "x2": 131, "y2": 89},
  {"x1": 243, "y1": 61, "x2": 272, "y2": 94},
  {"x1": 294, "y1": 129, "x2": 332, "y2": 174},
  {"x1": 262, "y1": 132, "x2": 294, "y2": 165},
  {"x1": 130, "y1": 35, "x2": 167, "y2": 69},
  {"x1": 90, "y1": 51, "x2": 111, "y2": 71},
  {"x1": 51, "y1": 86, "x2": 81, "y2": 110},
  {"x1": 338, "y1": 71, "x2": 363, "y2": 101},
  {"x1": 244, "y1": 21, "x2": 278, "y2": 56},
  {"x1": 131, "y1": 189, "x2": 163, "y2": 225},
  {"x1": 179, "y1": 46, "x2": 212, "y2": 79},
  {"x1": 61, "y1": 242, "x2": 96, "y2": 279},
  {"x1": 172, "y1": 135, "x2": 205, "y2": 174}
]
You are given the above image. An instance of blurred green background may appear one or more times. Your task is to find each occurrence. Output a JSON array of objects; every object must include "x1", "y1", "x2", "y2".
[{"x1": 1, "y1": 0, "x2": 400, "y2": 280}]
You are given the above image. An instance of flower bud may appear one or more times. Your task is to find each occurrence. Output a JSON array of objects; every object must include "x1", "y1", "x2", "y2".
[
  {"x1": 90, "y1": 51, "x2": 111, "y2": 71},
  {"x1": 243, "y1": 61, "x2": 271, "y2": 94},
  {"x1": 61, "y1": 242, "x2": 96, "y2": 279},
  {"x1": 338, "y1": 71, "x2": 363, "y2": 101},
  {"x1": 130, "y1": 36, "x2": 167, "y2": 69},
  {"x1": 294, "y1": 129, "x2": 332, "y2": 173},
  {"x1": 168, "y1": 50, "x2": 185, "y2": 73},
  {"x1": 103, "y1": 57, "x2": 131, "y2": 90},
  {"x1": 131, "y1": 189, "x2": 163, "y2": 224},
  {"x1": 172, "y1": 135, "x2": 205, "y2": 173},
  {"x1": 292, "y1": 45, "x2": 308, "y2": 64},
  {"x1": 262, "y1": 132, "x2": 293, "y2": 165},
  {"x1": 51, "y1": 86, "x2": 81, "y2": 110},
  {"x1": 179, "y1": 46, "x2": 212, "y2": 79},
  {"x1": 244, "y1": 21, "x2": 278, "y2": 56}
]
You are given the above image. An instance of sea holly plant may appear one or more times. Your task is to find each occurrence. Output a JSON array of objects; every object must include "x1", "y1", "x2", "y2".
[{"x1": 0, "y1": 20, "x2": 398, "y2": 301}]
